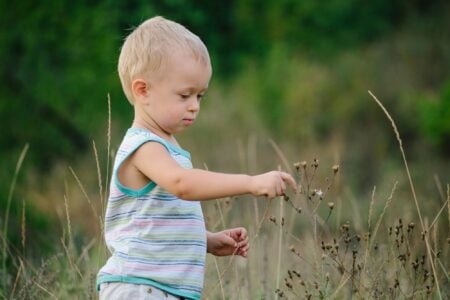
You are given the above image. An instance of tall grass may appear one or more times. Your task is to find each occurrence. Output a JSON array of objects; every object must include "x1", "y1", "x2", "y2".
[{"x1": 1, "y1": 77, "x2": 449, "y2": 298}]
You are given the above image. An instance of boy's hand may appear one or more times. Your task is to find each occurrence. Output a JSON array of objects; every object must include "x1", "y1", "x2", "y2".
[
  {"x1": 207, "y1": 228, "x2": 249, "y2": 257},
  {"x1": 250, "y1": 171, "x2": 297, "y2": 198}
]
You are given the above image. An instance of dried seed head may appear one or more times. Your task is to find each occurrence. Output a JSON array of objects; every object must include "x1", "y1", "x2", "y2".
[
  {"x1": 269, "y1": 216, "x2": 277, "y2": 224},
  {"x1": 332, "y1": 165, "x2": 339, "y2": 174},
  {"x1": 341, "y1": 223, "x2": 350, "y2": 231},
  {"x1": 421, "y1": 231, "x2": 427, "y2": 240},
  {"x1": 301, "y1": 161, "x2": 307, "y2": 169},
  {"x1": 312, "y1": 158, "x2": 319, "y2": 168},
  {"x1": 316, "y1": 189, "x2": 323, "y2": 198},
  {"x1": 289, "y1": 245, "x2": 296, "y2": 253},
  {"x1": 293, "y1": 162, "x2": 301, "y2": 171},
  {"x1": 328, "y1": 202, "x2": 334, "y2": 209}
]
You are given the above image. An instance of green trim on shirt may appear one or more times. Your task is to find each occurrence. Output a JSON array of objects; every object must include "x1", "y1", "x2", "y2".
[{"x1": 97, "y1": 275, "x2": 199, "y2": 300}]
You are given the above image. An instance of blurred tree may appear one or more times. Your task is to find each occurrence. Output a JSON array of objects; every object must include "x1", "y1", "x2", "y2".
[
  {"x1": 419, "y1": 81, "x2": 450, "y2": 152},
  {"x1": 0, "y1": 0, "x2": 442, "y2": 170}
]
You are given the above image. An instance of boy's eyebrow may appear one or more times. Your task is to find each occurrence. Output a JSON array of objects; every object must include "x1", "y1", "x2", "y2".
[{"x1": 177, "y1": 86, "x2": 209, "y2": 93}]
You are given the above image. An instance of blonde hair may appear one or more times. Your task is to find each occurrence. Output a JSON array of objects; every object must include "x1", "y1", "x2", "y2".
[{"x1": 118, "y1": 16, "x2": 211, "y2": 104}]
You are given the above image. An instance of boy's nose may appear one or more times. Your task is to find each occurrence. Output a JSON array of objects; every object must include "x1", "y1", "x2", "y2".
[{"x1": 188, "y1": 99, "x2": 200, "y2": 112}]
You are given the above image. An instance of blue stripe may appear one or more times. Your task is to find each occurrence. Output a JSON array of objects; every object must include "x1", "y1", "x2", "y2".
[
  {"x1": 105, "y1": 210, "x2": 137, "y2": 220},
  {"x1": 116, "y1": 252, "x2": 205, "y2": 266},
  {"x1": 135, "y1": 214, "x2": 203, "y2": 219}
]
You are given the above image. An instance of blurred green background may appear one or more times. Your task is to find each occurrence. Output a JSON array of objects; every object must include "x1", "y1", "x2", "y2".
[{"x1": 1, "y1": 0, "x2": 449, "y2": 277}]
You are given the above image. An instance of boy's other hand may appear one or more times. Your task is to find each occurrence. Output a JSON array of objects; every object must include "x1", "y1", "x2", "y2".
[
  {"x1": 207, "y1": 228, "x2": 249, "y2": 257},
  {"x1": 250, "y1": 171, "x2": 297, "y2": 198}
]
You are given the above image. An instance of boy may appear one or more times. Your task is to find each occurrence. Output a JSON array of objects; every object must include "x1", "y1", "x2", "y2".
[{"x1": 97, "y1": 16, "x2": 296, "y2": 300}]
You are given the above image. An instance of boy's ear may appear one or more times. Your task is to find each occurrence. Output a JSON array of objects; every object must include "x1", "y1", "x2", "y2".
[{"x1": 131, "y1": 79, "x2": 150, "y2": 103}]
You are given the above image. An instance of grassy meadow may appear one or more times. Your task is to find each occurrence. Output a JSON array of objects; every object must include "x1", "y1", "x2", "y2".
[
  {"x1": 1, "y1": 2, "x2": 450, "y2": 299},
  {"x1": 2, "y1": 78, "x2": 449, "y2": 299}
]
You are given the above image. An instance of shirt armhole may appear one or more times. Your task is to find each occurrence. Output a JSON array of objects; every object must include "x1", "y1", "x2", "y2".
[{"x1": 114, "y1": 139, "x2": 171, "y2": 197}]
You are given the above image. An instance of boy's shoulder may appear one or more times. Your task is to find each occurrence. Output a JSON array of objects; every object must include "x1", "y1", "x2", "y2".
[{"x1": 120, "y1": 127, "x2": 191, "y2": 160}]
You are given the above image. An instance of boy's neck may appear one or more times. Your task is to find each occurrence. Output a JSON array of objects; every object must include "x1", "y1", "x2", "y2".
[{"x1": 132, "y1": 119, "x2": 178, "y2": 145}]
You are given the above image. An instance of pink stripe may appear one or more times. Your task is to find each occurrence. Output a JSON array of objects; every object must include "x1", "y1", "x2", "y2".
[
  {"x1": 133, "y1": 220, "x2": 202, "y2": 226},
  {"x1": 125, "y1": 263, "x2": 204, "y2": 273}
]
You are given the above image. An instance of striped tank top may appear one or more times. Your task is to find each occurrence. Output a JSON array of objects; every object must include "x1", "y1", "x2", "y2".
[{"x1": 97, "y1": 128, "x2": 206, "y2": 300}]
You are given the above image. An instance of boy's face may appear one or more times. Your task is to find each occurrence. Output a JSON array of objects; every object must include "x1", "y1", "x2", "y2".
[{"x1": 141, "y1": 51, "x2": 212, "y2": 137}]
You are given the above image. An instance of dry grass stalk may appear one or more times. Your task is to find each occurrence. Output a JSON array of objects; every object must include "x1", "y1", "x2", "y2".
[
  {"x1": 10, "y1": 257, "x2": 24, "y2": 299},
  {"x1": 205, "y1": 198, "x2": 273, "y2": 298},
  {"x1": 275, "y1": 193, "x2": 285, "y2": 300},
  {"x1": 447, "y1": 184, "x2": 449, "y2": 230},
  {"x1": 33, "y1": 280, "x2": 58, "y2": 299},
  {"x1": 68, "y1": 166, "x2": 99, "y2": 220},
  {"x1": 362, "y1": 181, "x2": 398, "y2": 280},
  {"x1": 21, "y1": 199, "x2": 26, "y2": 251},
  {"x1": 92, "y1": 140, "x2": 103, "y2": 208},
  {"x1": 213, "y1": 257, "x2": 225, "y2": 300},
  {"x1": 368, "y1": 90, "x2": 442, "y2": 298},
  {"x1": 2, "y1": 143, "x2": 29, "y2": 291},
  {"x1": 104, "y1": 93, "x2": 112, "y2": 203}
]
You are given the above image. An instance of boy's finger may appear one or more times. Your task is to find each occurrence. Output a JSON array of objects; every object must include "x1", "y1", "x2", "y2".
[
  {"x1": 280, "y1": 172, "x2": 297, "y2": 191},
  {"x1": 234, "y1": 227, "x2": 247, "y2": 240},
  {"x1": 281, "y1": 180, "x2": 286, "y2": 193},
  {"x1": 237, "y1": 237, "x2": 249, "y2": 248}
]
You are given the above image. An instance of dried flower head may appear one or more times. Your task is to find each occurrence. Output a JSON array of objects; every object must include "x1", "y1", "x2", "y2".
[
  {"x1": 332, "y1": 165, "x2": 339, "y2": 174},
  {"x1": 269, "y1": 216, "x2": 277, "y2": 224},
  {"x1": 312, "y1": 158, "x2": 319, "y2": 168}
]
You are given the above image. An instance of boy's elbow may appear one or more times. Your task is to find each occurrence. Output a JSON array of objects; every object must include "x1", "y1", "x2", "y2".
[{"x1": 168, "y1": 172, "x2": 195, "y2": 200}]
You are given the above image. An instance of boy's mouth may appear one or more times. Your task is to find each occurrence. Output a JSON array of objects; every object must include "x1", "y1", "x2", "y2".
[{"x1": 183, "y1": 118, "x2": 195, "y2": 125}]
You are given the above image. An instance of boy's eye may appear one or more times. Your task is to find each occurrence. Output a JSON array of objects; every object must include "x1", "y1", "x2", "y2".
[
  {"x1": 197, "y1": 94, "x2": 206, "y2": 101},
  {"x1": 180, "y1": 94, "x2": 190, "y2": 99}
]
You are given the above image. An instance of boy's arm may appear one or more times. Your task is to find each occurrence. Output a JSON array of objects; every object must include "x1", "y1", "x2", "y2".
[{"x1": 130, "y1": 142, "x2": 296, "y2": 200}]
